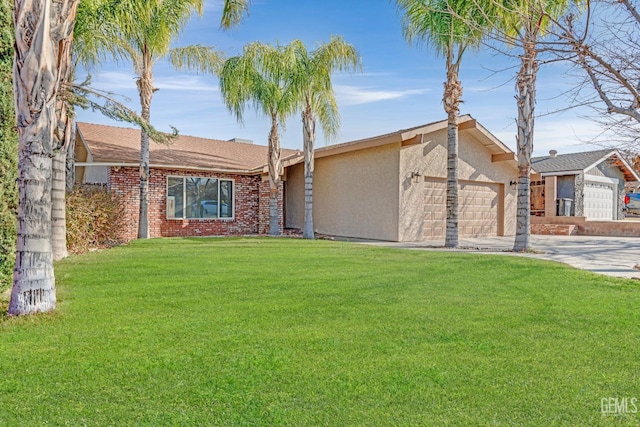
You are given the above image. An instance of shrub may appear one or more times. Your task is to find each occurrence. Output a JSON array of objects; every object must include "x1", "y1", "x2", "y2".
[
  {"x1": 0, "y1": 1, "x2": 17, "y2": 292},
  {"x1": 66, "y1": 185, "x2": 126, "y2": 254},
  {"x1": 0, "y1": 199, "x2": 16, "y2": 292}
]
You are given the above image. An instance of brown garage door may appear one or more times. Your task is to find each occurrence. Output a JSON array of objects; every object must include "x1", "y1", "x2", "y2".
[{"x1": 423, "y1": 178, "x2": 500, "y2": 239}]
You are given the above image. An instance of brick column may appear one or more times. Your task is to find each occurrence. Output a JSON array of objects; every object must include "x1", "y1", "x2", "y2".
[{"x1": 109, "y1": 166, "x2": 140, "y2": 241}]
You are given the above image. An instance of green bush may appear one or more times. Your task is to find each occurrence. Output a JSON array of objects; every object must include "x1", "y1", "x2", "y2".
[
  {"x1": 66, "y1": 185, "x2": 126, "y2": 254},
  {"x1": 0, "y1": 134, "x2": 16, "y2": 291},
  {"x1": 0, "y1": 1, "x2": 17, "y2": 292},
  {"x1": 0, "y1": 196, "x2": 16, "y2": 291}
]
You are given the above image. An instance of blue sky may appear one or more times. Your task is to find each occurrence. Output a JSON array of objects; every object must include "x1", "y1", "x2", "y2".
[{"x1": 75, "y1": 0, "x2": 604, "y2": 157}]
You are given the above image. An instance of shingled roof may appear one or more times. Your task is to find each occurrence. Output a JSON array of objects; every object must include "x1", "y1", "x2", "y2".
[
  {"x1": 76, "y1": 122, "x2": 301, "y2": 173},
  {"x1": 531, "y1": 149, "x2": 639, "y2": 182}
]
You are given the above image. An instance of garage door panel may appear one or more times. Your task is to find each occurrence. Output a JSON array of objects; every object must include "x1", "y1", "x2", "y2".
[
  {"x1": 584, "y1": 181, "x2": 615, "y2": 220},
  {"x1": 423, "y1": 179, "x2": 500, "y2": 239}
]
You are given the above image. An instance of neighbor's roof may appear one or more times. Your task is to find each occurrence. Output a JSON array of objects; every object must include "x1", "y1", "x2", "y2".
[
  {"x1": 531, "y1": 149, "x2": 639, "y2": 182},
  {"x1": 76, "y1": 122, "x2": 300, "y2": 173}
]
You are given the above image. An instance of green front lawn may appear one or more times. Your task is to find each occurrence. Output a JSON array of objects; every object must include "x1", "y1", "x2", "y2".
[{"x1": 1, "y1": 238, "x2": 639, "y2": 425}]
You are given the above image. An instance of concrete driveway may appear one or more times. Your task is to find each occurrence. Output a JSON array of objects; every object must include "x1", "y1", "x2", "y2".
[{"x1": 355, "y1": 235, "x2": 640, "y2": 280}]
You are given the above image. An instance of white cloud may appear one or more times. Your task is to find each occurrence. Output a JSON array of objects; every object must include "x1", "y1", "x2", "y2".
[
  {"x1": 155, "y1": 76, "x2": 219, "y2": 92},
  {"x1": 491, "y1": 116, "x2": 608, "y2": 157},
  {"x1": 85, "y1": 71, "x2": 218, "y2": 93},
  {"x1": 532, "y1": 118, "x2": 608, "y2": 156},
  {"x1": 88, "y1": 71, "x2": 138, "y2": 91},
  {"x1": 335, "y1": 85, "x2": 431, "y2": 106}
]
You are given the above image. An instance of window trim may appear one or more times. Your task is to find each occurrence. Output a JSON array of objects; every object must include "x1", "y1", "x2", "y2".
[{"x1": 166, "y1": 175, "x2": 235, "y2": 220}]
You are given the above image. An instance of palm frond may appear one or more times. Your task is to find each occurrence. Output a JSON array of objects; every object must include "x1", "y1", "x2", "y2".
[
  {"x1": 220, "y1": 0, "x2": 250, "y2": 29},
  {"x1": 169, "y1": 45, "x2": 225, "y2": 75},
  {"x1": 396, "y1": 0, "x2": 490, "y2": 55},
  {"x1": 68, "y1": 76, "x2": 178, "y2": 144},
  {"x1": 289, "y1": 37, "x2": 361, "y2": 142}
]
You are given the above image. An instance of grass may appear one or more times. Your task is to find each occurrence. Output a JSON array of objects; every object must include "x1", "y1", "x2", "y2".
[{"x1": 1, "y1": 237, "x2": 640, "y2": 426}]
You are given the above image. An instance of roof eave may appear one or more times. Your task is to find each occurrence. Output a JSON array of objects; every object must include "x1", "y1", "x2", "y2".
[
  {"x1": 611, "y1": 151, "x2": 640, "y2": 182},
  {"x1": 314, "y1": 132, "x2": 403, "y2": 159},
  {"x1": 75, "y1": 162, "x2": 259, "y2": 175},
  {"x1": 537, "y1": 170, "x2": 584, "y2": 176},
  {"x1": 75, "y1": 125, "x2": 93, "y2": 162}
]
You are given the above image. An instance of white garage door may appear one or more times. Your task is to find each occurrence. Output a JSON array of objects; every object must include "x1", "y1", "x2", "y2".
[
  {"x1": 584, "y1": 180, "x2": 616, "y2": 220},
  {"x1": 423, "y1": 179, "x2": 500, "y2": 240}
]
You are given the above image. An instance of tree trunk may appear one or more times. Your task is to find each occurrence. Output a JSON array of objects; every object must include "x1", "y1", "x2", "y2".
[
  {"x1": 443, "y1": 54, "x2": 462, "y2": 248},
  {"x1": 513, "y1": 35, "x2": 538, "y2": 252},
  {"x1": 9, "y1": 0, "x2": 79, "y2": 315},
  {"x1": 302, "y1": 108, "x2": 315, "y2": 239},
  {"x1": 50, "y1": 2, "x2": 76, "y2": 260},
  {"x1": 268, "y1": 113, "x2": 281, "y2": 236},
  {"x1": 51, "y1": 149, "x2": 68, "y2": 260},
  {"x1": 65, "y1": 125, "x2": 76, "y2": 191},
  {"x1": 137, "y1": 48, "x2": 155, "y2": 239}
]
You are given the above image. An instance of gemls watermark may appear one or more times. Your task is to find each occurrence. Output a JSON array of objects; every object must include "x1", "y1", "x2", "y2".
[{"x1": 601, "y1": 397, "x2": 638, "y2": 416}]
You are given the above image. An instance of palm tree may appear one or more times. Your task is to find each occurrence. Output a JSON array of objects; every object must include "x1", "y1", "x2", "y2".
[
  {"x1": 100, "y1": 0, "x2": 203, "y2": 240},
  {"x1": 491, "y1": 0, "x2": 572, "y2": 251},
  {"x1": 290, "y1": 37, "x2": 361, "y2": 239},
  {"x1": 81, "y1": 0, "x2": 248, "y2": 239},
  {"x1": 9, "y1": 0, "x2": 79, "y2": 315},
  {"x1": 397, "y1": 0, "x2": 488, "y2": 248},
  {"x1": 50, "y1": 2, "x2": 78, "y2": 262},
  {"x1": 219, "y1": 42, "x2": 300, "y2": 236}
]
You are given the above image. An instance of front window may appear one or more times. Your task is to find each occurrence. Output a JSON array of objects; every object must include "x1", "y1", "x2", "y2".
[{"x1": 167, "y1": 176, "x2": 234, "y2": 219}]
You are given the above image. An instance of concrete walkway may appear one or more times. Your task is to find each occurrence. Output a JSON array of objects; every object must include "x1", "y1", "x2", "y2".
[{"x1": 353, "y1": 235, "x2": 640, "y2": 280}]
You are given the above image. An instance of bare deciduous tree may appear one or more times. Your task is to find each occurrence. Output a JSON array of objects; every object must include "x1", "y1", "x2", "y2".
[{"x1": 553, "y1": 0, "x2": 640, "y2": 148}]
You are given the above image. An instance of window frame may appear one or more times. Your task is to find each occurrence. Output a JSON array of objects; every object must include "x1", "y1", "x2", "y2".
[{"x1": 166, "y1": 175, "x2": 235, "y2": 220}]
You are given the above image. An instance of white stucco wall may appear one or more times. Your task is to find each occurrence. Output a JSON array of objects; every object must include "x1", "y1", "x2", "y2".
[
  {"x1": 311, "y1": 143, "x2": 401, "y2": 241},
  {"x1": 284, "y1": 162, "x2": 304, "y2": 229},
  {"x1": 398, "y1": 128, "x2": 518, "y2": 241}
]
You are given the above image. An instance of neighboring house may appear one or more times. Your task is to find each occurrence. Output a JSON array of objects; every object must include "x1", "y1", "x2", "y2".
[
  {"x1": 283, "y1": 115, "x2": 519, "y2": 241},
  {"x1": 75, "y1": 115, "x2": 519, "y2": 242},
  {"x1": 530, "y1": 149, "x2": 639, "y2": 220}
]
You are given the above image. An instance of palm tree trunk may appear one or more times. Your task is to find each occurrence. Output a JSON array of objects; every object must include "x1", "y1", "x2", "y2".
[
  {"x1": 513, "y1": 35, "x2": 538, "y2": 252},
  {"x1": 137, "y1": 48, "x2": 155, "y2": 239},
  {"x1": 65, "y1": 126, "x2": 76, "y2": 191},
  {"x1": 51, "y1": 148, "x2": 68, "y2": 260},
  {"x1": 9, "y1": 0, "x2": 77, "y2": 315},
  {"x1": 443, "y1": 55, "x2": 461, "y2": 248},
  {"x1": 268, "y1": 113, "x2": 281, "y2": 236},
  {"x1": 302, "y1": 108, "x2": 315, "y2": 239},
  {"x1": 10, "y1": 150, "x2": 56, "y2": 316},
  {"x1": 51, "y1": 8, "x2": 76, "y2": 260}
]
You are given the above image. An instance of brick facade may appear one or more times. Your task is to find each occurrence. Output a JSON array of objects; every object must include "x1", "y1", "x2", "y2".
[
  {"x1": 531, "y1": 215, "x2": 640, "y2": 237},
  {"x1": 531, "y1": 223, "x2": 577, "y2": 236},
  {"x1": 108, "y1": 167, "x2": 278, "y2": 240},
  {"x1": 258, "y1": 177, "x2": 284, "y2": 235}
]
